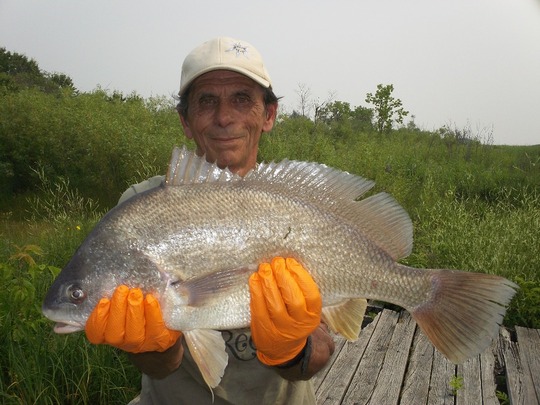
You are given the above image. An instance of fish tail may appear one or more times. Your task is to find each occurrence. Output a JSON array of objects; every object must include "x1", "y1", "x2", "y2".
[{"x1": 410, "y1": 270, "x2": 518, "y2": 364}]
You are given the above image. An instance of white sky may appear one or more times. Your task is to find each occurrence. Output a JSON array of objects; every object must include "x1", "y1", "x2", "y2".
[{"x1": 1, "y1": 0, "x2": 539, "y2": 145}]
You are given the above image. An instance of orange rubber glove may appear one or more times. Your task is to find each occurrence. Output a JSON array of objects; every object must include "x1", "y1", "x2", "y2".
[
  {"x1": 85, "y1": 285, "x2": 181, "y2": 353},
  {"x1": 249, "y1": 257, "x2": 322, "y2": 366}
]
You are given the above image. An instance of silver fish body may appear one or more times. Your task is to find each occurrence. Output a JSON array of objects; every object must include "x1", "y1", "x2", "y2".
[{"x1": 42, "y1": 146, "x2": 517, "y2": 388}]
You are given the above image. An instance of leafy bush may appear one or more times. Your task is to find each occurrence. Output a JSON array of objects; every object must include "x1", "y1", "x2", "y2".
[
  {"x1": 506, "y1": 277, "x2": 540, "y2": 329},
  {"x1": 0, "y1": 89, "x2": 181, "y2": 208}
]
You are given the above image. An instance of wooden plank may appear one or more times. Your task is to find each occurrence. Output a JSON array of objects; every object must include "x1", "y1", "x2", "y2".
[
  {"x1": 515, "y1": 326, "x2": 540, "y2": 404},
  {"x1": 311, "y1": 335, "x2": 346, "y2": 392},
  {"x1": 427, "y1": 348, "x2": 456, "y2": 405},
  {"x1": 315, "y1": 312, "x2": 381, "y2": 404},
  {"x1": 363, "y1": 311, "x2": 416, "y2": 405},
  {"x1": 339, "y1": 309, "x2": 399, "y2": 405},
  {"x1": 400, "y1": 327, "x2": 434, "y2": 405},
  {"x1": 479, "y1": 340, "x2": 500, "y2": 405},
  {"x1": 499, "y1": 329, "x2": 537, "y2": 405},
  {"x1": 456, "y1": 355, "x2": 482, "y2": 405},
  {"x1": 314, "y1": 305, "x2": 540, "y2": 405}
]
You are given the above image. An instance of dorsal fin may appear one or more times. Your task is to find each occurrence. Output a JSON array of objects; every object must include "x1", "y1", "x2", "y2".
[
  {"x1": 165, "y1": 146, "x2": 413, "y2": 260},
  {"x1": 166, "y1": 146, "x2": 238, "y2": 186},
  {"x1": 342, "y1": 192, "x2": 413, "y2": 260},
  {"x1": 249, "y1": 160, "x2": 376, "y2": 202},
  {"x1": 247, "y1": 155, "x2": 412, "y2": 260}
]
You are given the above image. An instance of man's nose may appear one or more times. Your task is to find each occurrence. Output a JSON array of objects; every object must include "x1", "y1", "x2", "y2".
[{"x1": 215, "y1": 101, "x2": 234, "y2": 127}]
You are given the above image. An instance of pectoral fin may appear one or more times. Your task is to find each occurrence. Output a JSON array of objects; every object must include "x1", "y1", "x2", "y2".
[
  {"x1": 172, "y1": 265, "x2": 257, "y2": 306},
  {"x1": 322, "y1": 298, "x2": 368, "y2": 341},
  {"x1": 184, "y1": 329, "x2": 228, "y2": 389}
]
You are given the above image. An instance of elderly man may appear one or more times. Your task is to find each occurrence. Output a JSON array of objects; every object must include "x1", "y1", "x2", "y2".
[{"x1": 85, "y1": 37, "x2": 335, "y2": 404}]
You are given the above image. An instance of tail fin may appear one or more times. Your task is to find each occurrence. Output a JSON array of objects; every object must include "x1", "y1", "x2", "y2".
[{"x1": 411, "y1": 270, "x2": 518, "y2": 364}]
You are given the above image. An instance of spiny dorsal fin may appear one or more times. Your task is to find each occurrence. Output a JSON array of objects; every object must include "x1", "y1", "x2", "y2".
[
  {"x1": 249, "y1": 160, "x2": 376, "y2": 203},
  {"x1": 166, "y1": 146, "x2": 238, "y2": 186}
]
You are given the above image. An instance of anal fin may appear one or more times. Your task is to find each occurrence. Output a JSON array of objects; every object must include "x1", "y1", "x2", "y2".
[
  {"x1": 184, "y1": 329, "x2": 228, "y2": 390},
  {"x1": 322, "y1": 298, "x2": 368, "y2": 341}
]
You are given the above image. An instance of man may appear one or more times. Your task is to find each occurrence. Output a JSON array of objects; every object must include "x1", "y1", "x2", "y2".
[{"x1": 85, "y1": 37, "x2": 335, "y2": 404}]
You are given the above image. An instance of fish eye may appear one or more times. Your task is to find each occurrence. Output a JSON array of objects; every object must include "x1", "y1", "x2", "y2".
[{"x1": 67, "y1": 285, "x2": 86, "y2": 303}]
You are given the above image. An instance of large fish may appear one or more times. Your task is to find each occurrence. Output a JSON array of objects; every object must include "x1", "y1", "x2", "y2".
[{"x1": 43, "y1": 146, "x2": 517, "y2": 389}]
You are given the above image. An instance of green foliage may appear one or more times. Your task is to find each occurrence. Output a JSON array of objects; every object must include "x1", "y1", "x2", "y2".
[
  {"x1": 496, "y1": 390, "x2": 510, "y2": 405},
  {"x1": 27, "y1": 166, "x2": 102, "y2": 223},
  {"x1": 0, "y1": 255, "x2": 140, "y2": 404},
  {"x1": 449, "y1": 375, "x2": 464, "y2": 395},
  {"x1": 0, "y1": 48, "x2": 40, "y2": 76},
  {"x1": 315, "y1": 101, "x2": 373, "y2": 136},
  {"x1": 24, "y1": 166, "x2": 105, "y2": 266},
  {"x1": 506, "y1": 277, "x2": 540, "y2": 329},
  {"x1": 365, "y1": 83, "x2": 409, "y2": 134},
  {"x1": 0, "y1": 182, "x2": 142, "y2": 403},
  {"x1": 0, "y1": 47, "x2": 76, "y2": 95},
  {"x1": 0, "y1": 88, "x2": 180, "y2": 208}
]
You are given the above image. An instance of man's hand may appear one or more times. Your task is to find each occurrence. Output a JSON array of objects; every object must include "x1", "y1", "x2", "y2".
[
  {"x1": 249, "y1": 257, "x2": 322, "y2": 366},
  {"x1": 85, "y1": 285, "x2": 182, "y2": 353}
]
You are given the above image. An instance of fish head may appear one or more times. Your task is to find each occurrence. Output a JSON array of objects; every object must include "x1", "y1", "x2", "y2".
[
  {"x1": 41, "y1": 221, "x2": 159, "y2": 334},
  {"x1": 42, "y1": 245, "x2": 119, "y2": 334}
]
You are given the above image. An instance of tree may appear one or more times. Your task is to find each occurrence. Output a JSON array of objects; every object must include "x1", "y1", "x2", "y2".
[
  {"x1": 350, "y1": 105, "x2": 373, "y2": 132},
  {"x1": 295, "y1": 83, "x2": 312, "y2": 118},
  {"x1": 365, "y1": 84, "x2": 409, "y2": 134},
  {"x1": 313, "y1": 91, "x2": 336, "y2": 124},
  {"x1": 317, "y1": 101, "x2": 373, "y2": 132},
  {"x1": 47, "y1": 72, "x2": 75, "y2": 91},
  {"x1": 0, "y1": 47, "x2": 40, "y2": 76},
  {"x1": 317, "y1": 100, "x2": 352, "y2": 124},
  {"x1": 0, "y1": 47, "x2": 75, "y2": 94}
]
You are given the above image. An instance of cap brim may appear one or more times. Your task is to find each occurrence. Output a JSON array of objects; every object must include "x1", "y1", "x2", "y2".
[{"x1": 179, "y1": 65, "x2": 271, "y2": 96}]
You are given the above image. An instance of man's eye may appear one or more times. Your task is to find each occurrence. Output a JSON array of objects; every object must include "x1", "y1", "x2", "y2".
[
  {"x1": 234, "y1": 95, "x2": 250, "y2": 104},
  {"x1": 199, "y1": 97, "x2": 217, "y2": 106}
]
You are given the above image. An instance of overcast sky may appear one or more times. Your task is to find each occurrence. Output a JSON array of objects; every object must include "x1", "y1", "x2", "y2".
[{"x1": 1, "y1": 0, "x2": 539, "y2": 145}]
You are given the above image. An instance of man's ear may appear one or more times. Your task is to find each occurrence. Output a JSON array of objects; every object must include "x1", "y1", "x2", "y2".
[
  {"x1": 262, "y1": 103, "x2": 278, "y2": 133},
  {"x1": 179, "y1": 112, "x2": 193, "y2": 139}
]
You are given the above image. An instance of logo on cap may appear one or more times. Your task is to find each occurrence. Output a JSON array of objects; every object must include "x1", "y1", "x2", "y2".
[{"x1": 226, "y1": 42, "x2": 249, "y2": 58}]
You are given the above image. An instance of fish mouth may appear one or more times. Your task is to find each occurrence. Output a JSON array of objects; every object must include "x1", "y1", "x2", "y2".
[
  {"x1": 43, "y1": 307, "x2": 85, "y2": 334},
  {"x1": 53, "y1": 322, "x2": 84, "y2": 334}
]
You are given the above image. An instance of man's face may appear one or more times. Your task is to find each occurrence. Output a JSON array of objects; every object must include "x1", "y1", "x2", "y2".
[{"x1": 180, "y1": 70, "x2": 277, "y2": 176}]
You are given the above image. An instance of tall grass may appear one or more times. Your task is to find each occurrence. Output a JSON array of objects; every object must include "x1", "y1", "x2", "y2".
[
  {"x1": 0, "y1": 168, "x2": 141, "y2": 404},
  {"x1": 0, "y1": 259, "x2": 140, "y2": 404}
]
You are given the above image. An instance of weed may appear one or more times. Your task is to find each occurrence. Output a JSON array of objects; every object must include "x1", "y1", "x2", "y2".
[
  {"x1": 449, "y1": 375, "x2": 464, "y2": 395},
  {"x1": 496, "y1": 390, "x2": 510, "y2": 405}
]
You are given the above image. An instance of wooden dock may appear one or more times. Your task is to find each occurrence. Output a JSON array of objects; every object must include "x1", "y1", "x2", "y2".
[{"x1": 313, "y1": 309, "x2": 540, "y2": 405}]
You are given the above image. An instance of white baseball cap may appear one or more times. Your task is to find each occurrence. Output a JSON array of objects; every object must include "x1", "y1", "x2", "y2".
[{"x1": 179, "y1": 37, "x2": 272, "y2": 96}]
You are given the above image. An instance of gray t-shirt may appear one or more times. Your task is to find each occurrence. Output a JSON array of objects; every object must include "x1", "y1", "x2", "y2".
[{"x1": 121, "y1": 178, "x2": 316, "y2": 405}]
